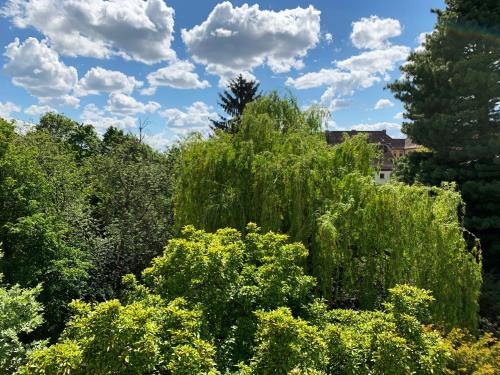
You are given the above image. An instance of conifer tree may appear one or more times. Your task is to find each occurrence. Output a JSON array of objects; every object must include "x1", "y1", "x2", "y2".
[
  {"x1": 389, "y1": 0, "x2": 500, "y2": 275},
  {"x1": 211, "y1": 74, "x2": 260, "y2": 133}
]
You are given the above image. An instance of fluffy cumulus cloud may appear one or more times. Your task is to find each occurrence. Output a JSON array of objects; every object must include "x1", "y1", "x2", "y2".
[
  {"x1": 76, "y1": 67, "x2": 143, "y2": 96},
  {"x1": 105, "y1": 93, "x2": 160, "y2": 116},
  {"x1": 81, "y1": 103, "x2": 137, "y2": 131},
  {"x1": 374, "y1": 99, "x2": 394, "y2": 109},
  {"x1": 3, "y1": 37, "x2": 79, "y2": 106},
  {"x1": 0, "y1": 101, "x2": 21, "y2": 119},
  {"x1": 160, "y1": 101, "x2": 217, "y2": 135},
  {"x1": 350, "y1": 15, "x2": 401, "y2": 50},
  {"x1": 181, "y1": 2, "x2": 320, "y2": 83},
  {"x1": 141, "y1": 60, "x2": 210, "y2": 95},
  {"x1": 287, "y1": 16, "x2": 409, "y2": 111},
  {"x1": 336, "y1": 45, "x2": 410, "y2": 77},
  {"x1": 25, "y1": 104, "x2": 56, "y2": 116},
  {"x1": 2, "y1": 0, "x2": 176, "y2": 64}
]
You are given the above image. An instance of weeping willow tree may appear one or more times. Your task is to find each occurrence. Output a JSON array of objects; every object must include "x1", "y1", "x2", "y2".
[{"x1": 174, "y1": 93, "x2": 481, "y2": 329}]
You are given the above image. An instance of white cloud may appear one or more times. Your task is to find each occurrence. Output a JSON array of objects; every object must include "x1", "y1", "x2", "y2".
[
  {"x1": 394, "y1": 111, "x2": 404, "y2": 120},
  {"x1": 2, "y1": 0, "x2": 176, "y2": 64},
  {"x1": 0, "y1": 101, "x2": 21, "y2": 119},
  {"x1": 288, "y1": 69, "x2": 379, "y2": 93},
  {"x1": 160, "y1": 101, "x2": 216, "y2": 134},
  {"x1": 181, "y1": 2, "x2": 320, "y2": 81},
  {"x1": 336, "y1": 45, "x2": 410, "y2": 76},
  {"x1": 105, "y1": 93, "x2": 160, "y2": 116},
  {"x1": 25, "y1": 104, "x2": 56, "y2": 116},
  {"x1": 80, "y1": 103, "x2": 137, "y2": 131},
  {"x1": 287, "y1": 46, "x2": 409, "y2": 90},
  {"x1": 3, "y1": 37, "x2": 79, "y2": 107},
  {"x1": 352, "y1": 121, "x2": 403, "y2": 137},
  {"x1": 142, "y1": 131, "x2": 172, "y2": 150},
  {"x1": 374, "y1": 99, "x2": 394, "y2": 109},
  {"x1": 350, "y1": 16, "x2": 401, "y2": 50},
  {"x1": 415, "y1": 31, "x2": 431, "y2": 52},
  {"x1": 76, "y1": 67, "x2": 143, "y2": 96},
  {"x1": 141, "y1": 60, "x2": 210, "y2": 95},
  {"x1": 324, "y1": 32, "x2": 333, "y2": 44},
  {"x1": 287, "y1": 41, "x2": 409, "y2": 111}
]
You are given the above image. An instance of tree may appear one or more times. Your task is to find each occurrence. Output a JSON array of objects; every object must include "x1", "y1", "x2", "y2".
[
  {"x1": 88, "y1": 137, "x2": 175, "y2": 300},
  {"x1": 388, "y1": 0, "x2": 500, "y2": 274},
  {"x1": 0, "y1": 124, "x2": 92, "y2": 337},
  {"x1": 210, "y1": 74, "x2": 260, "y2": 133},
  {"x1": 174, "y1": 93, "x2": 482, "y2": 329},
  {"x1": 38, "y1": 113, "x2": 100, "y2": 160}
]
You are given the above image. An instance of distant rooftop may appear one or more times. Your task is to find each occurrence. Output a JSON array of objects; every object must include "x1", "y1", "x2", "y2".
[
  {"x1": 325, "y1": 129, "x2": 406, "y2": 148},
  {"x1": 325, "y1": 130, "x2": 415, "y2": 172}
]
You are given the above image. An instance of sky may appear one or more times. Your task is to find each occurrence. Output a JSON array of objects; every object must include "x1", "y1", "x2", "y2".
[{"x1": 0, "y1": 0, "x2": 444, "y2": 149}]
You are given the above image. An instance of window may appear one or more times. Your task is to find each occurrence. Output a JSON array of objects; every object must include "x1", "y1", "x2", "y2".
[{"x1": 379, "y1": 173, "x2": 385, "y2": 179}]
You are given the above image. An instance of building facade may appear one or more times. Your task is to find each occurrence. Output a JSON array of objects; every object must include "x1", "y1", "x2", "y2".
[{"x1": 325, "y1": 130, "x2": 421, "y2": 183}]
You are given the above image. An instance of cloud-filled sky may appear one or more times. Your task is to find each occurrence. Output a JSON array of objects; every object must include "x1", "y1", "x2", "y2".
[{"x1": 0, "y1": 0, "x2": 444, "y2": 148}]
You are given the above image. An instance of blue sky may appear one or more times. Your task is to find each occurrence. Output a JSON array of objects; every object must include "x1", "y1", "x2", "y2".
[{"x1": 0, "y1": 0, "x2": 444, "y2": 148}]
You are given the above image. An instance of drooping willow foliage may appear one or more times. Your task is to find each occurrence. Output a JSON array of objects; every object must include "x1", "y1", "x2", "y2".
[{"x1": 174, "y1": 93, "x2": 482, "y2": 329}]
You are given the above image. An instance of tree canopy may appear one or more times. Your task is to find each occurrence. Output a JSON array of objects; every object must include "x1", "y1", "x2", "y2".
[
  {"x1": 210, "y1": 74, "x2": 261, "y2": 133},
  {"x1": 175, "y1": 93, "x2": 482, "y2": 329}
]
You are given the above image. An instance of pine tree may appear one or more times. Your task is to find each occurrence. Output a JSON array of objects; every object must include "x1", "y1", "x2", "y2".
[
  {"x1": 211, "y1": 74, "x2": 260, "y2": 133},
  {"x1": 389, "y1": 0, "x2": 500, "y2": 273}
]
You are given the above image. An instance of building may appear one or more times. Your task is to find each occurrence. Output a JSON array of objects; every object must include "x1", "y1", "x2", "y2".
[{"x1": 325, "y1": 130, "x2": 421, "y2": 183}]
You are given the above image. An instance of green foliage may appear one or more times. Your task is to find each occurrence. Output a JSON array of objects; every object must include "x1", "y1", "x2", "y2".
[
  {"x1": 141, "y1": 224, "x2": 315, "y2": 368},
  {"x1": 20, "y1": 298, "x2": 217, "y2": 374},
  {"x1": 88, "y1": 137, "x2": 175, "y2": 300},
  {"x1": 0, "y1": 113, "x2": 176, "y2": 338},
  {"x1": 3, "y1": 214, "x2": 91, "y2": 334},
  {"x1": 175, "y1": 93, "x2": 482, "y2": 329},
  {"x1": 0, "y1": 126, "x2": 91, "y2": 336},
  {"x1": 249, "y1": 307, "x2": 328, "y2": 374},
  {"x1": 240, "y1": 285, "x2": 449, "y2": 375},
  {"x1": 37, "y1": 112, "x2": 100, "y2": 160},
  {"x1": 444, "y1": 329, "x2": 500, "y2": 374},
  {"x1": 388, "y1": 0, "x2": 500, "y2": 320},
  {"x1": 0, "y1": 257, "x2": 44, "y2": 373}
]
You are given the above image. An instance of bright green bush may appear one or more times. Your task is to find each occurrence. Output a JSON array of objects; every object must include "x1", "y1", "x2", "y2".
[
  {"x1": 240, "y1": 285, "x2": 449, "y2": 375},
  {"x1": 18, "y1": 227, "x2": 499, "y2": 374},
  {"x1": 174, "y1": 93, "x2": 482, "y2": 329},
  {"x1": 20, "y1": 298, "x2": 216, "y2": 374},
  {"x1": 141, "y1": 224, "x2": 316, "y2": 367}
]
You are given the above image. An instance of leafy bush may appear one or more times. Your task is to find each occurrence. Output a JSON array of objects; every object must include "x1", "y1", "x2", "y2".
[
  {"x1": 20, "y1": 298, "x2": 216, "y2": 374},
  {"x1": 18, "y1": 227, "x2": 500, "y2": 374},
  {"x1": 0, "y1": 258, "x2": 44, "y2": 373}
]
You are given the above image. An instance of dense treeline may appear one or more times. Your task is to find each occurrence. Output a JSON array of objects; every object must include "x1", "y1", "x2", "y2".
[
  {"x1": 7, "y1": 227, "x2": 499, "y2": 374},
  {"x1": 0, "y1": 95, "x2": 498, "y2": 373},
  {"x1": 0, "y1": 114, "x2": 175, "y2": 339},
  {"x1": 0, "y1": 0, "x2": 499, "y2": 370}
]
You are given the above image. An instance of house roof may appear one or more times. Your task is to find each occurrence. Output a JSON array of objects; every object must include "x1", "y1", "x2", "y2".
[
  {"x1": 325, "y1": 130, "x2": 407, "y2": 171},
  {"x1": 325, "y1": 130, "x2": 405, "y2": 148}
]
